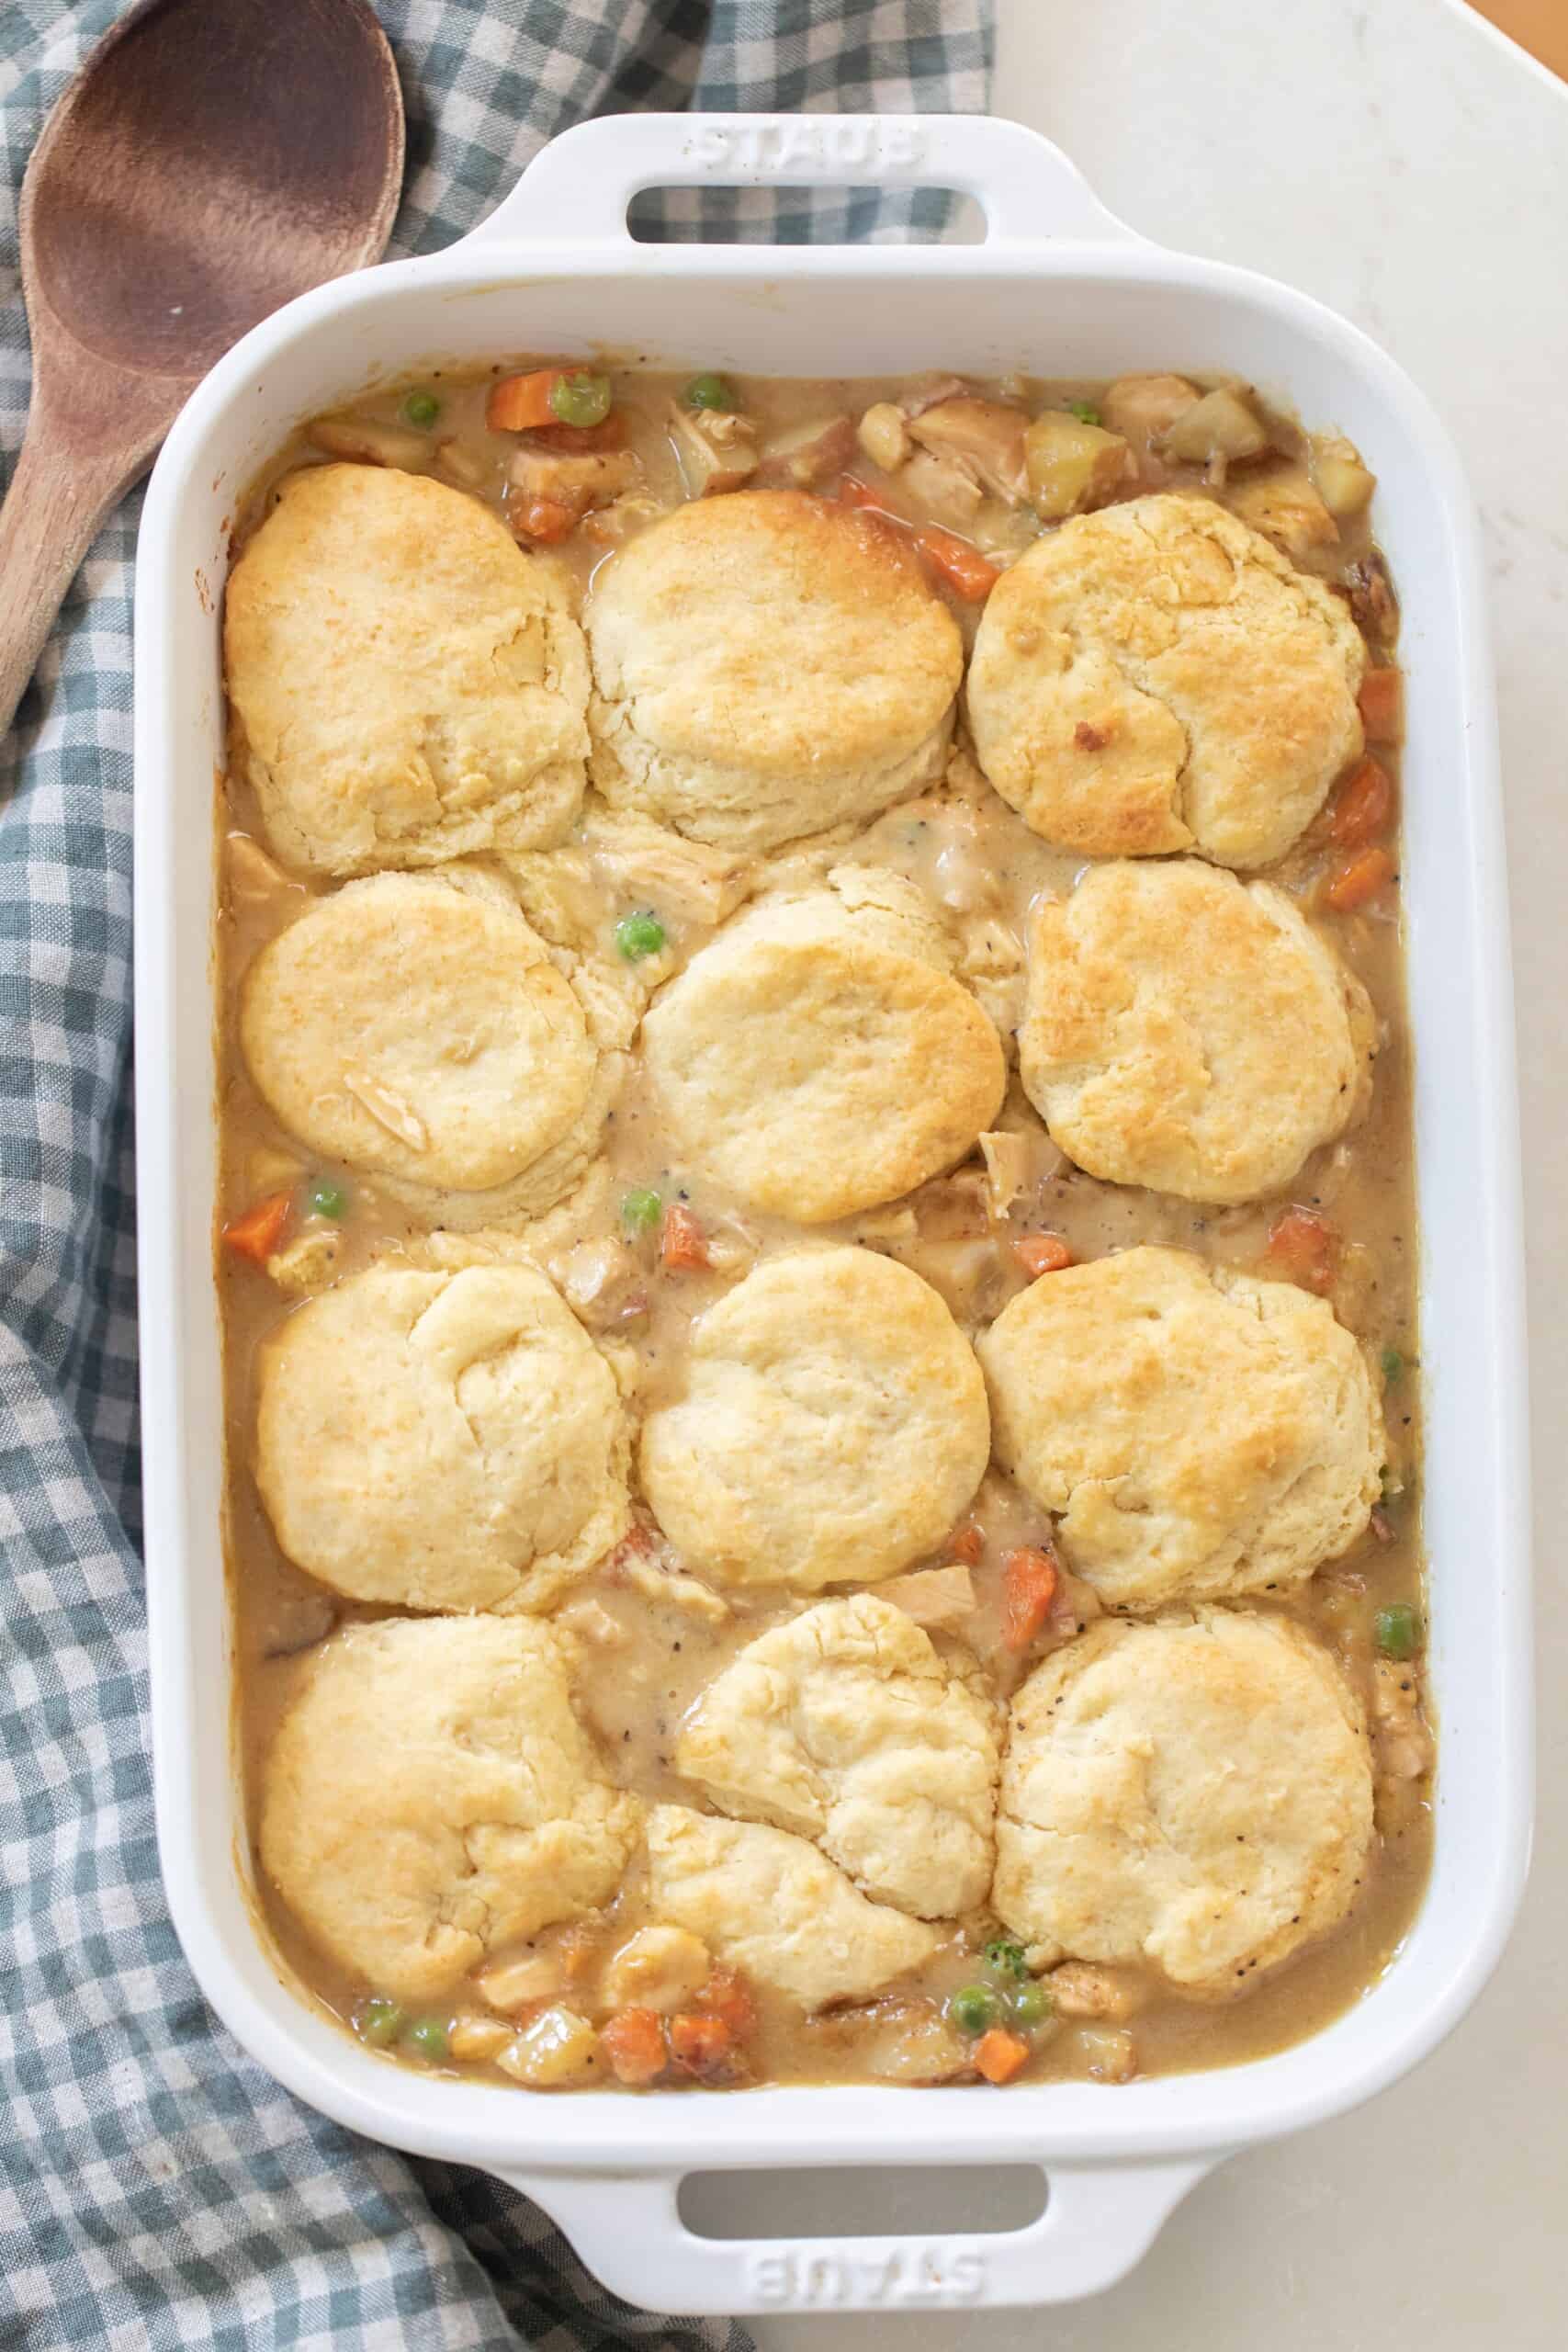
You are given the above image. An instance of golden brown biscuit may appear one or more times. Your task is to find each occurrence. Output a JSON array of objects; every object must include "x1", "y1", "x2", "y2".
[
  {"x1": 261, "y1": 1619, "x2": 640, "y2": 2001},
  {"x1": 1019, "y1": 859, "x2": 1375, "y2": 1204},
  {"x1": 977, "y1": 1246, "x2": 1384, "y2": 1609},
  {"x1": 639, "y1": 1250, "x2": 989, "y2": 1592},
  {"x1": 676, "y1": 1595, "x2": 998, "y2": 1917},
  {"x1": 645, "y1": 1804, "x2": 940, "y2": 2011},
  {"x1": 966, "y1": 492, "x2": 1365, "y2": 866},
  {"x1": 225, "y1": 464, "x2": 590, "y2": 876},
  {"x1": 585, "y1": 491, "x2": 964, "y2": 854},
  {"x1": 240, "y1": 871, "x2": 616, "y2": 1227},
  {"x1": 992, "y1": 1611, "x2": 1373, "y2": 1992},
  {"x1": 641, "y1": 871, "x2": 1006, "y2": 1221},
  {"x1": 254, "y1": 1256, "x2": 629, "y2": 1613}
]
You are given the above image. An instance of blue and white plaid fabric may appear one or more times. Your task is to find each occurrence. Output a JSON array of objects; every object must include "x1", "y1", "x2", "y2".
[{"x1": 0, "y1": 2, "x2": 992, "y2": 2345}]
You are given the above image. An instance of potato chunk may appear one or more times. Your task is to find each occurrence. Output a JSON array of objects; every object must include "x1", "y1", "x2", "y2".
[
  {"x1": 858, "y1": 401, "x2": 911, "y2": 472},
  {"x1": 1227, "y1": 461, "x2": 1339, "y2": 559},
  {"x1": 602, "y1": 1924, "x2": 712, "y2": 2013},
  {"x1": 1160, "y1": 386, "x2": 1269, "y2": 466},
  {"x1": 1313, "y1": 434, "x2": 1376, "y2": 518},
  {"x1": 499, "y1": 2005, "x2": 603, "y2": 2086},
  {"x1": 1023, "y1": 412, "x2": 1130, "y2": 520}
]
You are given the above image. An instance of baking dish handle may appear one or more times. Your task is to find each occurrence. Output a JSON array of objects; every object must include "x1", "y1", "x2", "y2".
[
  {"x1": 468, "y1": 112, "x2": 1142, "y2": 249},
  {"x1": 496, "y1": 2155, "x2": 1217, "y2": 2315}
]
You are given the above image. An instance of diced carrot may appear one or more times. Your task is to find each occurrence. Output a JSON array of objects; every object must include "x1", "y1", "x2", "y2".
[
  {"x1": 514, "y1": 496, "x2": 580, "y2": 545},
  {"x1": 486, "y1": 368, "x2": 564, "y2": 432},
  {"x1": 949, "y1": 1521, "x2": 985, "y2": 1566},
  {"x1": 1327, "y1": 756, "x2": 1395, "y2": 849},
  {"x1": 668, "y1": 2012, "x2": 733, "y2": 2076},
  {"x1": 1013, "y1": 1233, "x2": 1073, "y2": 1279},
  {"x1": 531, "y1": 414, "x2": 626, "y2": 453},
  {"x1": 974, "y1": 2028, "x2": 1030, "y2": 2086},
  {"x1": 1358, "y1": 667, "x2": 1404, "y2": 744},
  {"x1": 222, "y1": 1191, "x2": 291, "y2": 1265},
  {"x1": 1001, "y1": 1546, "x2": 1059, "y2": 1653},
  {"x1": 1266, "y1": 1206, "x2": 1337, "y2": 1294},
  {"x1": 1322, "y1": 844, "x2": 1396, "y2": 912},
  {"x1": 660, "y1": 1204, "x2": 710, "y2": 1272},
  {"x1": 694, "y1": 1966, "x2": 756, "y2": 2037},
  {"x1": 600, "y1": 2007, "x2": 667, "y2": 2086},
  {"x1": 913, "y1": 525, "x2": 999, "y2": 604}
]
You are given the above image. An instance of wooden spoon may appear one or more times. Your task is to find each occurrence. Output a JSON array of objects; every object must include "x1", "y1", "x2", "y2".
[{"x1": 0, "y1": 0, "x2": 404, "y2": 740}]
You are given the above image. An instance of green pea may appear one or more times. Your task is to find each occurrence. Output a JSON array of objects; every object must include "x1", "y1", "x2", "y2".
[
  {"x1": 684, "y1": 372, "x2": 738, "y2": 413},
  {"x1": 621, "y1": 1186, "x2": 663, "y2": 1237},
  {"x1": 1375, "y1": 1603, "x2": 1420, "y2": 1661},
  {"x1": 355, "y1": 1996, "x2": 405, "y2": 2048},
  {"x1": 1067, "y1": 399, "x2": 1101, "y2": 426},
  {"x1": 615, "y1": 910, "x2": 667, "y2": 962},
  {"x1": 549, "y1": 371, "x2": 613, "y2": 428},
  {"x1": 1009, "y1": 1983, "x2": 1054, "y2": 2030},
  {"x1": 308, "y1": 1178, "x2": 347, "y2": 1220},
  {"x1": 1381, "y1": 1346, "x2": 1404, "y2": 1384},
  {"x1": 946, "y1": 1984, "x2": 1001, "y2": 2038},
  {"x1": 400, "y1": 390, "x2": 441, "y2": 429},
  {"x1": 984, "y1": 1937, "x2": 1029, "y2": 1982},
  {"x1": 405, "y1": 2015, "x2": 451, "y2": 2062}
]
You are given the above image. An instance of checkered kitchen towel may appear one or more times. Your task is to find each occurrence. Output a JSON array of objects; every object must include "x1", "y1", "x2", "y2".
[{"x1": 0, "y1": 3, "x2": 992, "y2": 2346}]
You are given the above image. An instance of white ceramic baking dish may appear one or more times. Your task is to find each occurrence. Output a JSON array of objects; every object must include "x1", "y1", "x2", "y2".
[{"x1": 134, "y1": 113, "x2": 1532, "y2": 2317}]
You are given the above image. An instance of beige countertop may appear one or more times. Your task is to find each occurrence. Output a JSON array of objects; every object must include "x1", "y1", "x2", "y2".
[{"x1": 694, "y1": 3, "x2": 1567, "y2": 2340}]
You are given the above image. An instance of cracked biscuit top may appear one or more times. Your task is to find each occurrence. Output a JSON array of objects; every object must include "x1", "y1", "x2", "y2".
[
  {"x1": 261, "y1": 1618, "x2": 641, "y2": 2000},
  {"x1": 585, "y1": 490, "x2": 964, "y2": 854},
  {"x1": 978, "y1": 1245, "x2": 1384, "y2": 1610},
  {"x1": 966, "y1": 492, "x2": 1365, "y2": 867},
  {"x1": 1019, "y1": 859, "x2": 1376, "y2": 1204},
  {"x1": 254, "y1": 1255, "x2": 630, "y2": 1614},
  {"x1": 239, "y1": 870, "x2": 616, "y2": 1227},
  {"x1": 224, "y1": 464, "x2": 591, "y2": 876}
]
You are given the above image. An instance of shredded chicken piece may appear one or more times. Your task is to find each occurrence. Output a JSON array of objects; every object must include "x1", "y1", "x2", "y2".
[
  {"x1": 759, "y1": 413, "x2": 856, "y2": 488},
  {"x1": 602, "y1": 1925, "x2": 711, "y2": 2013},
  {"x1": 1370, "y1": 1657, "x2": 1434, "y2": 1782},
  {"x1": 265, "y1": 1226, "x2": 344, "y2": 1297},
  {"x1": 978, "y1": 1130, "x2": 1032, "y2": 1219},
  {"x1": 555, "y1": 1238, "x2": 649, "y2": 1331},
  {"x1": 618, "y1": 1551, "x2": 732, "y2": 1623},
  {"x1": 907, "y1": 397, "x2": 1030, "y2": 504},
  {"x1": 901, "y1": 446, "x2": 984, "y2": 527},
  {"x1": 667, "y1": 401, "x2": 759, "y2": 496},
  {"x1": 509, "y1": 444, "x2": 642, "y2": 518},
  {"x1": 1048, "y1": 1962, "x2": 1145, "y2": 2021},
  {"x1": 582, "y1": 492, "x2": 670, "y2": 545},
  {"x1": 898, "y1": 374, "x2": 969, "y2": 420},
  {"x1": 586, "y1": 820, "x2": 752, "y2": 931}
]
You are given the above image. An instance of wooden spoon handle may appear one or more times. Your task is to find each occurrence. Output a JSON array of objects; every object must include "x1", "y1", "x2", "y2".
[{"x1": 0, "y1": 402, "x2": 141, "y2": 741}]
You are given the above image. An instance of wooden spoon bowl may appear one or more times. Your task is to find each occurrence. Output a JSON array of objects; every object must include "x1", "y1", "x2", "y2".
[{"x1": 1, "y1": 0, "x2": 404, "y2": 739}]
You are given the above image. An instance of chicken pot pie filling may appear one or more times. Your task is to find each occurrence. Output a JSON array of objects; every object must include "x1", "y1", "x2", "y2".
[{"x1": 218, "y1": 363, "x2": 1427, "y2": 2095}]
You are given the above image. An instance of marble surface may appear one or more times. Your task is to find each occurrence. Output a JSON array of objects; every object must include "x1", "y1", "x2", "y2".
[{"x1": 694, "y1": 2, "x2": 1568, "y2": 2342}]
